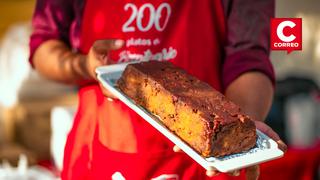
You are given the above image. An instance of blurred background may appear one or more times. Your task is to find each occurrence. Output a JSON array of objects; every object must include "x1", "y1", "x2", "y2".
[{"x1": 0, "y1": 0, "x2": 319, "y2": 179}]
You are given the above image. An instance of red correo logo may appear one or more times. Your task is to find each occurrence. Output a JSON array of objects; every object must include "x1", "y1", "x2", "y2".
[{"x1": 271, "y1": 18, "x2": 302, "y2": 54}]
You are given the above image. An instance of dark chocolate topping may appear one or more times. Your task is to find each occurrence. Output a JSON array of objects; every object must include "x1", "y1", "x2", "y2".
[{"x1": 129, "y1": 61, "x2": 248, "y2": 125}]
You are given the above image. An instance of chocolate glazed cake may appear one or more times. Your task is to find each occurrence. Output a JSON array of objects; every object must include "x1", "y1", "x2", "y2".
[{"x1": 117, "y1": 61, "x2": 257, "y2": 157}]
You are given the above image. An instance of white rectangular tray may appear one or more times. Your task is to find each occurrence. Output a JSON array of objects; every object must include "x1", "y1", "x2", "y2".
[{"x1": 96, "y1": 62, "x2": 284, "y2": 172}]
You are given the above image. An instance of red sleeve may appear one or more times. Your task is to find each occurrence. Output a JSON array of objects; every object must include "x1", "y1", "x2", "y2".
[
  {"x1": 29, "y1": 0, "x2": 74, "y2": 67},
  {"x1": 221, "y1": 0, "x2": 275, "y2": 91}
]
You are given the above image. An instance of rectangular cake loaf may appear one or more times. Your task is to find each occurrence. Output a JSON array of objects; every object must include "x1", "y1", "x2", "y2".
[{"x1": 117, "y1": 61, "x2": 256, "y2": 157}]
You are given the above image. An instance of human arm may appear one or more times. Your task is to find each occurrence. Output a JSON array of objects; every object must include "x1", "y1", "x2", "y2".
[
  {"x1": 32, "y1": 39, "x2": 123, "y2": 97},
  {"x1": 225, "y1": 72, "x2": 273, "y2": 124},
  {"x1": 32, "y1": 40, "x2": 89, "y2": 84},
  {"x1": 222, "y1": 0, "x2": 286, "y2": 179},
  {"x1": 222, "y1": 0, "x2": 287, "y2": 151},
  {"x1": 225, "y1": 71, "x2": 287, "y2": 179},
  {"x1": 29, "y1": 0, "x2": 122, "y2": 97},
  {"x1": 30, "y1": 0, "x2": 89, "y2": 84},
  {"x1": 32, "y1": 39, "x2": 123, "y2": 83}
]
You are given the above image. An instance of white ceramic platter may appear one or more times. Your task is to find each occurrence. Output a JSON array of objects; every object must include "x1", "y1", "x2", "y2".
[{"x1": 96, "y1": 62, "x2": 283, "y2": 172}]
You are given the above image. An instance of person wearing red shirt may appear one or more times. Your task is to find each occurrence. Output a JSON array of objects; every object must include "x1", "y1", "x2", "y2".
[{"x1": 30, "y1": 0, "x2": 286, "y2": 179}]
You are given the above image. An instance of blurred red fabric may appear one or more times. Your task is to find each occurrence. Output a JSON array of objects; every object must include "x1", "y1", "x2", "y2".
[
  {"x1": 260, "y1": 142, "x2": 320, "y2": 180},
  {"x1": 38, "y1": 141, "x2": 320, "y2": 179},
  {"x1": 196, "y1": 141, "x2": 320, "y2": 180}
]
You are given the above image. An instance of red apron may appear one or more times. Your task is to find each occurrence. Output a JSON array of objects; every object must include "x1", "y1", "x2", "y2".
[{"x1": 62, "y1": 1, "x2": 237, "y2": 179}]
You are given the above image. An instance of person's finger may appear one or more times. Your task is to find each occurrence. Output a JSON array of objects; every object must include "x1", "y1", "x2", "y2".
[
  {"x1": 173, "y1": 145, "x2": 182, "y2": 152},
  {"x1": 245, "y1": 165, "x2": 259, "y2": 180},
  {"x1": 173, "y1": 144, "x2": 237, "y2": 177},
  {"x1": 172, "y1": 145, "x2": 239, "y2": 177},
  {"x1": 206, "y1": 169, "x2": 220, "y2": 177},
  {"x1": 227, "y1": 170, "x2": 240, "y2": 176},
  {"x1": 276, "y1": 139, "x2": 287, "y2": 152},
  {"x1": 99, "y1": 83, "x2": 118, "y2": 99},
  {"x1": 92, "y1": 39, "x2": 124, "y2": 54},
  {"x1": 254, "y1": 121, "x2": 287, "y2": 152},
  {"x1": 92, "y1": 39, "x2": 124, "y2": 64}
]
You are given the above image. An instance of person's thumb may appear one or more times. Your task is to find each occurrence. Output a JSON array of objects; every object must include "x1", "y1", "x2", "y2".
[
  {"x1": 90, "y1": 39, "x2": 124, "y2": 65},
  {"x1": 246, "y1": 165, "x2": 259, "y2": 180}
]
